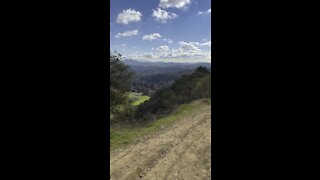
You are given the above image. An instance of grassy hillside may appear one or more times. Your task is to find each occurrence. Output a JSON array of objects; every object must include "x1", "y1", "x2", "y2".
[{"x1": 110, "y1": 98, "x2": 210, "y2": 150}]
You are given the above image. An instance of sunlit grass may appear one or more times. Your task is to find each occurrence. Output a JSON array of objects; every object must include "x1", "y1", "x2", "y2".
[{"x1": 128, "y1": 92, "x2": 150, "y2": 106}]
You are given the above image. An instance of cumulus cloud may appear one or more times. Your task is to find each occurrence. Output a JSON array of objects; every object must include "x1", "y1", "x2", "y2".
[
  {"x1": 179, "y1": 41, "x2": 200, "y2": 51},
  {"x1": 163, "y1": 38, "x2": 173, "y2": 44},
  {"x1": 159, "y1": 0, "x2": 191, "y2": 9},
  {"x1": 157, "y1": 45, "x2": 170, "y2": 52},
  {"x1": 116, "y1": 9, "x2": 142, "y2": 24},
  {"x1": 156, "y1": 45, "x2": 171, "y2": 58},
  {"x1": 115, "y1": 29, "x2": 139, "y2": 38},
  {"x1": 126, "y1": 40, "x2": 211, "y2": 62},
  {"x1": 152, "y1": 8, "x2": 177, "y2": 23},
  {"x1": 138, "y1": 42, "x2": 209, "y2": 60},
  {"x1": 161, "y1": 41, "x2": 210, "y2": 59},
  {"x1": 142, "y1": 33, "x2": 162, "y2": 41},
  {"x1": 198, "y1": 8, "x2": 211, "y2": 15}
]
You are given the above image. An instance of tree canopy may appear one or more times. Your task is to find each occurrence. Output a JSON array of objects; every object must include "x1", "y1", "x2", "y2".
[{"x1": 110, "y1": 52, "x2": 133, "y2": 122}]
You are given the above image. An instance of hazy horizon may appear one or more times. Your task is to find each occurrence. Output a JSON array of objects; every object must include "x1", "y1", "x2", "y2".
[{"x1": 121, "y1": 58, "x2": 211, "y2": 64}]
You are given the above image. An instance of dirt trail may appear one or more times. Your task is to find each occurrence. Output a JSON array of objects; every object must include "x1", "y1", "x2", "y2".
[{"x1": 110, "y1": 102, "x2": 211, "y2": 180}]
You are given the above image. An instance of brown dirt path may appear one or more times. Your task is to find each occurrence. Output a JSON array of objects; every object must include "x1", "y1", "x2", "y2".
[{"x1": 110, "y1": 102, "x2": 211, "y2": 180}]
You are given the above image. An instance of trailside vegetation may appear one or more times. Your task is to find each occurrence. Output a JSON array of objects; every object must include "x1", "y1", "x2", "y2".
[
  {"x1": 110, "y1": 52, "x2": 135, "y2": 125},
  {"x1": 135, "y1": 66, "x2": 211, "y2": 123}
]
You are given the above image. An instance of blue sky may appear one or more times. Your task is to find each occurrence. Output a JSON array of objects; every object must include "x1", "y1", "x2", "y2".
[{"x1": 110, "y1": 0, "x2": 211, "y2": 63}]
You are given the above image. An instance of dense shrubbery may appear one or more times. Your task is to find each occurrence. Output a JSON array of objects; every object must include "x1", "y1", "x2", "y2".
[
  {"x1": 110, "y1": 52, "x2": 135, "y2": 125},
  {"x1": 135, "y1": 66, "x2": 211, "y2": 122}
]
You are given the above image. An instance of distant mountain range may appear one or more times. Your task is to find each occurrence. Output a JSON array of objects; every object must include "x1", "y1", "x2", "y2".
[
  {"x1": 123, "y1": 59, "x2": 211, "y2": 75},
  {"x1": 123, "y1": 59, "x2": 211, "y2": 95}
]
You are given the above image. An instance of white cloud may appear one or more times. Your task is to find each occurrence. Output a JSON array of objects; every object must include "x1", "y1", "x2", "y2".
[
  {"x1": 157, "y1": 45, "x2": 171, "y2": 57},
  {"x1": 198, "y1": 8, "x2": 211, "y2": 15},
  {"x1": 178, "y1": 41, "x2": 200, "y2": 51},
  {"x1": 131, "y1": 41, "x2": 210, "y2": 60},
  {"x1": 160, "y1": 41, "x2": 210, "y2": 59},
  {"x1": 142, "y1": 33, "x2": 162, "y2": 41},
  {"x1": 152, "y1": 8, "x2": 177, "y2": 23},
  {"x1": 159, "y1": 0, "x2": 191, "y2": 9},
  {"x1": 115, "y1": 29, "x2": 139, "y2": 38},
  {"x1": 188, "y1": 41, "x2": 211, "y2": 47},
  {"x1": 199, "y1": 41, "x2": 211, "y2": 46},
  {"x1": 157, "y1": 45, "x2": 170, "y2": 52},
  {"x1": 163, "y1": 38, "x2": 173, "y2": 44},
  {"x1": 125, "y1": 40, "x2": 211, "y2": 62},
  {"x1": 116, "y1": 9, "x2": 142, "y2": 24}
]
